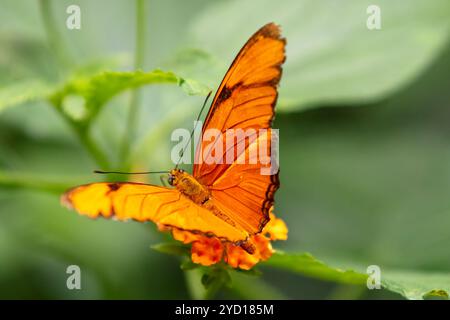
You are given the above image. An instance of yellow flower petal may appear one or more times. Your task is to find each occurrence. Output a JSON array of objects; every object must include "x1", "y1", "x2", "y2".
[
  {"x1": 253, "y1": 234, "x2": 274, "y2": 261},
  {"x1": 264, "y1": 211, "x2": 288, "y2": 241}
]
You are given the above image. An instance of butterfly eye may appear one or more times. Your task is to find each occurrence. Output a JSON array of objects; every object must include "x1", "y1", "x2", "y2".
[{"x1": 168, "y1": 175, "x2": 174, "y2": 185}]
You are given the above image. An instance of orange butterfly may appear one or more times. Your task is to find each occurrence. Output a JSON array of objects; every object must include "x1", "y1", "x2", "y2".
[{"x1": 62, "y1": 23, "x2": 286, "y2": 255}]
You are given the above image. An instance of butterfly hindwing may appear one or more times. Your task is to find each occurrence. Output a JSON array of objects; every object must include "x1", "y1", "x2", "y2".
[{"x1": 62, "y1": 182, "x2": 248, "y2": 241}]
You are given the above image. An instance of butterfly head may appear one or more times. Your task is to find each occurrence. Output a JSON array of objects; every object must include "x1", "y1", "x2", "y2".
[{"x1": 168, "y1": 168, "x2": 185, "y2": 186}]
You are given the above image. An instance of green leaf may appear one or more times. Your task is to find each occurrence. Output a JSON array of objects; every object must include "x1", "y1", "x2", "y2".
[
  {"x1": 180, "y1": 260, "x2": 201, "y2": 271},
  {"x1": 0, "y1": 55, "x2": 127, "y2": 114},
  {"x1": 201, "y1": 266, "x2": 232, "y2": 296},
  {"x1": 189, "y1": 0, "x2": 450, "y2": 111},
  {"x1": 265, "y1": 252, "x2": 450, "y2": 300},
  {"x1": 0, "y1": 80, "x2": 53, "y2": 113},
  {"x1": 50, "y1": 69, "x2": 209, "y2": 121},
  {"x1": 266, "y1": 51, "x2": 450, "y2": 300},
  {"x1": 228, "y1": 270, "x2": 287, "y2": 299},
  {"x1": 423, "y1": 290, "x2": 449, "y2": 300},
  {"x1": 0, "y1": 69, "x2": 209, "y2": 119},
  {"x1": 264, "y1": 252, "x2": 367, "y2": 285},
  {"x1": 179, "y1": 78, "x2": 211, "y2": 96},
  {"x1": 380, "y1": 270, "x2": 450, "y2": 300},
  {"x1": 150, "y1": 242, "x2": 190, "y2": 257},
  {"x1": 234, "y1": 267, "x2": 263, "y2": 277}
]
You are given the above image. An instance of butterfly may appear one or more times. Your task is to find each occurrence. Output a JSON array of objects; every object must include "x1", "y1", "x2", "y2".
[{"x1": 61, "y1": 23, "x2": 286, "y2": 254}]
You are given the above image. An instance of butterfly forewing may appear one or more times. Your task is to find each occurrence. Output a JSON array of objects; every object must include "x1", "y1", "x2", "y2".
[{"x1": 193, "y1": 23, "x2": 285, "y2": 234}]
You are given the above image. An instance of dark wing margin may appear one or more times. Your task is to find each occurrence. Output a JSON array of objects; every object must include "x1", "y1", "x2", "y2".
[{"x1": 200, "y1": 22, "x2": 286, "y2": 133}]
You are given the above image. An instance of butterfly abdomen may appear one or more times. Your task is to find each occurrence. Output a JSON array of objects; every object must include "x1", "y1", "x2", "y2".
[{"x1": 170, "y1": 169, "x2": 242, "y2": 231}]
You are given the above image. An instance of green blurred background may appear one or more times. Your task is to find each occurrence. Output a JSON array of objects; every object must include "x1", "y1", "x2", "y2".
[{"x1": 0, "y1": 0, "x2": 449, "y2": 299}]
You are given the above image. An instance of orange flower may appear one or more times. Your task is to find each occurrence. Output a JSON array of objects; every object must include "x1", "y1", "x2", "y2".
[
  {"x1": 191, "y1": 237, "x2": 223, "y2": 266},
  {"x1": 161, "y1": 207, "x2": 288, "y2": 270}
]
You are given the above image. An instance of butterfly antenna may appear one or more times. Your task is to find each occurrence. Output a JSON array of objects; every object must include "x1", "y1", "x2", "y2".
[
  {"x1": 94, "y1": 170, "x2": 170, "y2": 175},
  {"x1": 175, "y1": 91, "x2": 212, "y2": 169}
]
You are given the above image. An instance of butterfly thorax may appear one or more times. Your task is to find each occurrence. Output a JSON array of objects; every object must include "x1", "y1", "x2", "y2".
[
  {"x1": 169, "y1": 169, "x2": 210, "y2": 204},
  {"x1": 169, "y1": 169, "x2": 243, "y2": 241}
]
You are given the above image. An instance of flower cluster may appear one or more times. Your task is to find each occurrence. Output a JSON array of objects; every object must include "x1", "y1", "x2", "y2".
[{"x1": 158, "y1": 207, "x2": 288, "y2": 270}]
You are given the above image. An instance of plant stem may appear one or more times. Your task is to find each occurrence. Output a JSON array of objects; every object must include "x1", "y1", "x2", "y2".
[
  {"x1": 184, "y1": 269, "x2": 206, "y2": 300},
  {"x1": 40, "y1": 0, "x2": 109, "y2": 169},
  {"x1": 77, "y1": 127, "x2": 111, "y2": 170},
  {"x1": 39, "y1": 0, "x2": 73, "y2": 74},
  {"x1": 120, "y1": 0, "x2": 147, "y2": 167},
  {"x1": 0, "y1": 171, "x2": 78, "y2": 193},
  {"x1": 203, "y1": 280, "x2": 223, "y2": 300},
  {"x1": 52, "y1": 105, "x2": 111, "y2": 169}
]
